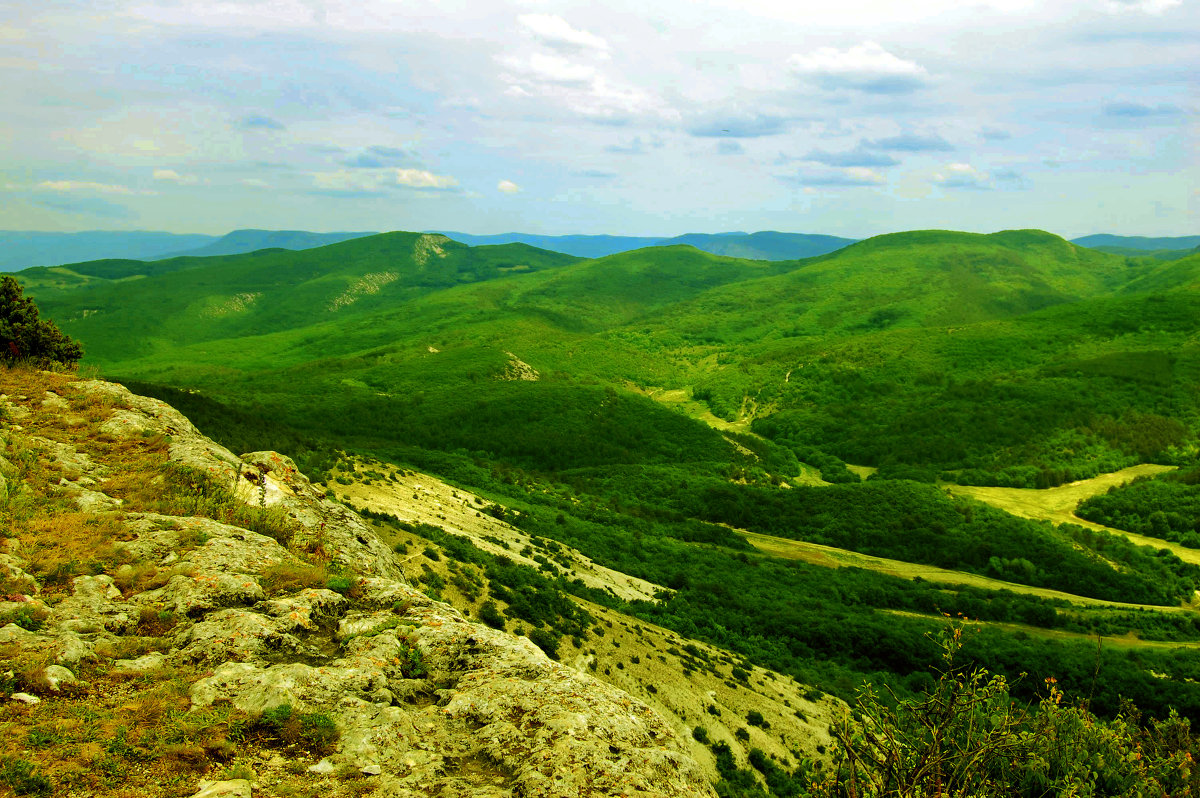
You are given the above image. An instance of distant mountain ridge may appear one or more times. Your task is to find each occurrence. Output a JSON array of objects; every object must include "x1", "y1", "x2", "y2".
[
  {"x1": 157, "y1": 229, "x2": 377, "y2": 259},
  {"x1": 1072, "y1": 234, "x2": 1200, "y2": 251},
  {"x1": 0, "y1": 230, "x2": 216, "y2": 272},
  {"x1": 434, "y1": 230, "x2": 857, "y2": 260},
  {"x1": 0, "y1": 229, "x2": 378, "y2": 272}
]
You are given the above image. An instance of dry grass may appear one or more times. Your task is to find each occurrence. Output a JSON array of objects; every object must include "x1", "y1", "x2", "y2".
[
  {"x1": 260, "y1": 562, "x2": 330, "y2": 595},
  {"x1": 0, "y1": 367, "x2": 362, "y2": 796},
  {"x1": 739, "y1": 529, "x2": 1193, "y2": 613},
  {"x1": 0, "y1": 663, "x2": 258, "y2": 796}
]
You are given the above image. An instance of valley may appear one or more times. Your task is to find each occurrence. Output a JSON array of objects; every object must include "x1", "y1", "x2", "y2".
[{"x1": 7, "y1": 226, "x2": 1200, "y2": 796}]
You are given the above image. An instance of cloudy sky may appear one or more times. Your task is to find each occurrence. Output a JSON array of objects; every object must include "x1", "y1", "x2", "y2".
[{"x1": 1, "y1": 0, "x2": 1196, "y2": 238}]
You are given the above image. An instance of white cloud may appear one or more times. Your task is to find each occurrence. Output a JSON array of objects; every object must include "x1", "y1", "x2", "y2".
[
  {"x1": 1104, "y1": 0, "x2": 1182, "y2": 13},
  {"x1": 240, "y1": 178, "x2": 271, "y2": 189},
  {"x1": 153, "y1": 168, "x2": 199, "y2": 184},
  {"x1": 312, "y1": 168, "x2": 457, "y2": 193},
  {"x1": 934, "y1": 163, "x2": 991, "y2": 189},
  {"x1": 518, "y1": 14, "x2": 609, "y2": 55},
  {"x1": 36, "y1": 180, "x2": 152, "y2": 195},
  {"x1": 497, "y1": 179, "x2": 521, "y2": 193},
  {"x1": 499, "y1": 53, "x2": 661, "y2": 120},
  {"x1": 394, "y1": 168, "x2": 457, "y2": 189},
  {"x1": 789, "y1": 41, "x2": 928, "y2": 93},
  {"x1": 505, "y1": 53, "x2": 598, "y2": 87},
  {"x1": 784, "y1": 166, "x2": 887, "y2": 186}
]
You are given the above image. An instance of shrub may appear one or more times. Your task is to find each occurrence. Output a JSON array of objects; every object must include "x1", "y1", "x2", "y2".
[
  {"x1": 812, "y1": 623, "x2": 1200, "y2": 798},
  {"x1": 526, "y1": 627, "x2": 560, "y2": 660},
  {"x1": 477, "y1": 600, "x2": 506, "y2": 630}
]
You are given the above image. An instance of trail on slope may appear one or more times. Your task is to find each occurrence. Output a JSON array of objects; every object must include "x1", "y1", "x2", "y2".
[{"x1": 882, "y1": 610, "x2": 1200, "y2": 650}]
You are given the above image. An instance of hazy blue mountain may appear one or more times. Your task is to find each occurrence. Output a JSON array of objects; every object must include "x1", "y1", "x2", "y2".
[
  {"x1": 435, "y1": 230, "x2": 855, "y2": 260},
  {"x1": 655, "y1": 231, "x2": 855, "y2": 260},
  {"x1": 158, "y1": 229, "x2": 376, "y2": 259},
  {"x1": 1072, "y1": 234, "x2": 1200, "y2": 251},
  {"x1": 0, "y1": 231, "x2": 217, "y2": 272},
  {"x1": 432, "y1": 232, "x2": 664, "y2": 258}
]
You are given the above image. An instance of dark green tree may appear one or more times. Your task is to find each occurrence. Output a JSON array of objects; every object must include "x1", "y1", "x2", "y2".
[{"x1": 0, "y1": 276, "x2": 82, "y2": 367}]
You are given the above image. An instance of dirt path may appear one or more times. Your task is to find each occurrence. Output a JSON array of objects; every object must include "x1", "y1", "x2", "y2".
[
  {"x1": 739, "y1": 529, "x2": 1192, "y2": 613},
  {"x1": 945, "y1": 465, "x2": 1200, "y2": 567}
]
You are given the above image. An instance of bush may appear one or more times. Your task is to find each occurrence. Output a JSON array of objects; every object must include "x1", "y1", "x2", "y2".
[
  {"x1": 812, "y1": 623, "x2": 1200, "y2": 798},
  {"x1": 477, "y1": 600, "x2": 506, "y2": 630},
  {"x1": 526, "y1": 627, "x2": 560, "y2": 659},
  {"x1": 0, "y1": 277, "x2": 82, "y2": 367}
]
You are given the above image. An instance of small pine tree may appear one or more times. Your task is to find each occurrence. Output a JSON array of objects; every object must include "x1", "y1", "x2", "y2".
[{"x1": 0, "y1": 276, "x2": 82, "y2": 367}]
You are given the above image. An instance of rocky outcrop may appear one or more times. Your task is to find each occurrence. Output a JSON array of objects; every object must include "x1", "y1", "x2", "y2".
[{"x1": 0, "y1": 377, "x2": 716, "y2": 797}]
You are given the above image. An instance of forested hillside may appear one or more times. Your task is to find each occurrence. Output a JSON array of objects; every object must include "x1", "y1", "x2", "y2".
[{"x1": 19, "y1": 228, "x2": 1200, "y2": 763}]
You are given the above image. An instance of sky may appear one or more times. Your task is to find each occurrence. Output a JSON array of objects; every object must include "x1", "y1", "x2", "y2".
[{"x1": 0, "y1": 0, "x2": 1196, "y2": 239}]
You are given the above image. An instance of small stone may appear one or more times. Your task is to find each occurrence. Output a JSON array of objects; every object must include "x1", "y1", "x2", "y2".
[
  {"x1": 190, "y1": 780, "x2": 252, "y2": 798},
  {"x1": 42, "y1": 664, "x2": 77, "y2": 692},
  {"x1": 113, "y1": 652, "x2": 167, "y2": 674},
  {"x1": 361, "y1": 763, "x2": 382, "y2": 776},
  {"x1": 307, "y1": 759, "x2": 336, "y2": 774},
  {"x1": 11, "y1": 692, "x2": 40, "y2": 705}
]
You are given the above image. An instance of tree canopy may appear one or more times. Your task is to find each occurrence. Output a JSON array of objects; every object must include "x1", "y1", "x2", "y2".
[{"x1": 0, "y1": 276, "x2": 82, "y2": 367}]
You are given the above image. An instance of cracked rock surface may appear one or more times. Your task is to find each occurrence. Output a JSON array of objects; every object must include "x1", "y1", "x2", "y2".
[{"x1": 0, "y1": 377, "x2": 715, "y2": 797}]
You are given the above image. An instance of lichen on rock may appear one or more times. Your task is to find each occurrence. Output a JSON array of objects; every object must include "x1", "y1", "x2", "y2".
[{"x1": 0, "y1": 374, "x2": 717, "y2": 797}]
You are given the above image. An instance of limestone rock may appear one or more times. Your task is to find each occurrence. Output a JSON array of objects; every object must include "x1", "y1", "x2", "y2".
[
  {"x1": 41, "y1": 664, "x2": 77, "y2": 692},
  {"x1": 26, "y1": 435, "x2": 105, "y2": 481},
  {"x1": 258, "y1": 588, "x2": 349, "y2": 632},
  {"x1": 55, "y1": 631, "x2": 100, "y2": 667},
  {"x1": 176, "y1": 609, "x2": 317, "y2": 665},
  {"x1": 50, "y1": 575, "x2": 135, "y2": 635},
  {"x1": 157, "y1": 573, "x2": 266, "y2": 618},
  {"x1": 40, "y1": 391, "x2": 69, "y2": 411},
  {"x1": 0, "y1": 623, "x2": 40, "y2": 645},
  {"x1": 192, "y1": 591, "x2": 715, "y2": 797},
  {"x1": 238, "y1": 451, "x2": 403, "y2": 581},
  {"x1": 69, "y1": 485, "x2": 122, "y2": 511},
  {"x1": 190, "y1": 780, "x2": 252, "y2": 798},
  {"x1": 0, "y1": 555, "x2": 39, "y2": 595},
  {"x1": 113, "y1": 652, "x2": 167, "y2": 674}
]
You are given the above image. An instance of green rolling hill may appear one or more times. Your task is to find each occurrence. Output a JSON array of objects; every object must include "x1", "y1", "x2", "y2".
[
  {"x1": 15, "y1": 225, "x2": 1200, "y2": 738},
  {"x1": 24, "y1": 227, "x2": 1200, "y2": 487}
]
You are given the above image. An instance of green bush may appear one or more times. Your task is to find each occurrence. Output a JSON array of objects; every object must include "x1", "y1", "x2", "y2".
[{"x1": 477, "y1": 600, "x2": 506, "y2": 630}]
